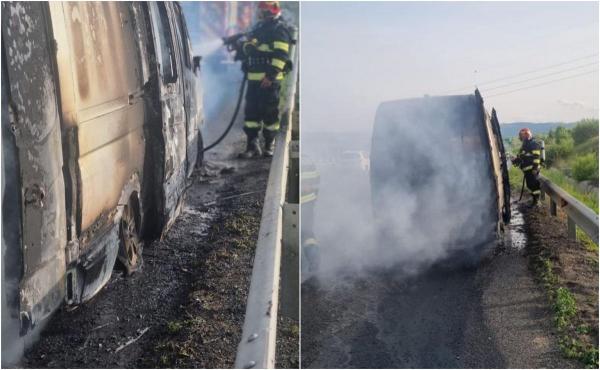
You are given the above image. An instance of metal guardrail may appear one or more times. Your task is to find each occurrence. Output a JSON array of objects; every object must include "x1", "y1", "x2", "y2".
[
  {"x1": 234, "y1": 30, "x2": 299, "y2": 369},
  {"x1": 539, "y1": 175, "x2": 599, "y2": 244}
]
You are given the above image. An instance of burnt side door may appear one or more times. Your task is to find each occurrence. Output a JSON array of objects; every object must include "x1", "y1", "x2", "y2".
[
  {"x1": 148, "y1": 2, "x2": 187, "y2": 226},
  {"x1": 172, "y1": 3, "x2": 203, "y2": 176},
  {"x1": 1, "y1": 2, "x2": 67, "y2": 333}
]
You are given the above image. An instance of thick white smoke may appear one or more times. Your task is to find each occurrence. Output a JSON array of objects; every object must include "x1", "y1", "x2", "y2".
[
  {"x1": 195, "y1": 38, "x2": 225, "y2": 58},
  {"x1": 306, "y1": 95, "x2": 498, "y2": 281}
]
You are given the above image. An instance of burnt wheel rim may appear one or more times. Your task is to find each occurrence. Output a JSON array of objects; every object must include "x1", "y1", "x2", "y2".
[{"x1": 121, "y1": 204, "x2": 140, "y2": 268}]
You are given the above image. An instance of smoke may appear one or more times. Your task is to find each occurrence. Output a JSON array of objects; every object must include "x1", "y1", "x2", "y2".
[
  {"x1": 195, "y1": 38, "x2": 224, "y2": 58},
  {"x1": 0, "y1": 247, "x2": 43, "y2": 369},
  {"x1": 305, "y1": 95, "x2": 498, "y2": 282},
  {"x1": 182, "y1": 2, "x2": 245, "y2": 145}
]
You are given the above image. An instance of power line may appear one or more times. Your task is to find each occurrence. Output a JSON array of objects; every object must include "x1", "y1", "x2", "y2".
[
  {"x1": 485, "y1": 69, "x2": 598, "y2": 98},
  {"x1": 484, "y1": 61, "x2": 598, "y2": 92},
  {"x1": 440, "y1": 53, "x2": 599, "y2": 94}
]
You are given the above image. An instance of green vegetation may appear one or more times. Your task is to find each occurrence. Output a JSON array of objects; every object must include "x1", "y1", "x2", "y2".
[
  {"x1": 543, "y1": 168, "x2": 599, "y2": 213},
  {"x1": 554, "y1": 287, "x2": 577, "y2": 330},
  {"x1": 572, "y1": 153, "x2": 599, "y2": 182},
  {"x1": 167, "y1": 320, "x2": 183, "y2": 334},
  {"x1": 534, "y1": 257, "x2": 599, "y2": 368},
  {"x1": 508, "y1": 166, "x2": 524, "y2": 192}
]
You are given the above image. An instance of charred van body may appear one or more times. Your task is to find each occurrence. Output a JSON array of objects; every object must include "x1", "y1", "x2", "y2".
[
  {"x1": 370, "y1": 90, "x2": 510, "y2": 266},
  {"x1": 1, "y1": 1, "x2": 204, "y2": 334}
]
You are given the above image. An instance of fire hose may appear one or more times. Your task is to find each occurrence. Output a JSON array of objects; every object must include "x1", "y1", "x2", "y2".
[
  {"x1": 202, "y1": 33, "x2": 249, "y2": 153},
  {"x1": 202, "y1": 75, "x2": 246, "y2": 153},
  {"x1": 518, "y1": 175, "x2": 526, "y2": 202}
]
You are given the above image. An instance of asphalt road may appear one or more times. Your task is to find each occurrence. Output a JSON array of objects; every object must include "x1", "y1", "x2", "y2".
[{"x1": 301, "y1": 166, "x2": 576, "y2": 368}]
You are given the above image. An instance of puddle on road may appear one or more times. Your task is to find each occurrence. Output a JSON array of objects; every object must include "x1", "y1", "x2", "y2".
[
  {"x1": 182, "y1": 206, "x2": 216, "y2": 238},
  {"x1": 506, "y1": 201, "x2": 528, "y2": 251}
]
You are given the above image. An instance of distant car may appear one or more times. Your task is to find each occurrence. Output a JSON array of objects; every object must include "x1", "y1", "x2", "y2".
[{"x1": 338, "y1": 150, "x2": 370, "y2": 172}]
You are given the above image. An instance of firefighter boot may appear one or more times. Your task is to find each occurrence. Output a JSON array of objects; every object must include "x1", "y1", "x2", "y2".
[
  {"x1": 263, "y1": 128, "x2": 276, "y2": 157},
  {"x1": 264, "y1": 137, "x2": 275, "y2": 157},
  {"x1": 239, "y1": 137, "x2": 262, "y2": 159},
  {"x1": 531, "y1": 193, "x2": 540, "y2": 207}
]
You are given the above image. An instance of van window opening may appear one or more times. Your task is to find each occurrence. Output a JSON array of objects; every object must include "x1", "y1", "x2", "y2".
[
  {"x1": 151, "y1": 3, "x2": 177, "y2": 82},
  {"x1": 174, "y1": 4, "x2": 192, "y2": 68}
]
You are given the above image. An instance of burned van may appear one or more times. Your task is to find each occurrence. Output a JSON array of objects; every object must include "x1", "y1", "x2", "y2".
[
  {"x1": 1, "y1": 1, "x2": 204, "y2": 334},
  {"x1": 370, "y1": 90, "x2": 510, "y2": 264}
]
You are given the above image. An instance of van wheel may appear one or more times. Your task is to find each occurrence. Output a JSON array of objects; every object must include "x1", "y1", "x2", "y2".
[{"x1": 118, "y1": 195, "x2": 143, "y2": 275}]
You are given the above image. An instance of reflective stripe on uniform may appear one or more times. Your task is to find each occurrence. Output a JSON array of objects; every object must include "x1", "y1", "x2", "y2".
[
  {"x1": 248, "y1": 72, "x2": 266, "y2": 80},
  {"x1": 247, "y1": 72, "x2": 283, "y2": 81},
  {"x1": 531, "y1": 150, "x2": 541, "y2": 155},
  {"x1": 304, "y1": 237, "x2": 318, "y2": 246},
  {"x1": 301, "y1": 193, "x2": 317, "y2": 203},
  {"x1": 301, "y1": 171, "x2": 320, "y2": 180},
  {"x1": 531, "y1": 190, "x2": 541, "y2": 195},
  {"x1": 271, "y1": 58, "x2": 286, "y2": 70},
  {"x1": 522, "y1": 165, "x2": 533, "y2": 171},
  {"x1": 244, "y1": 121, "x2": 261, "y2": 128},
  {"x1": 264, "y1": 122, "x2": 280, "y2": 131},
  {"x1": 533, "y1": 159, "x2": 541, "y2": 164},
  {"x1": 257, "y1": 43, "x2": 271, "y2": 51},
  {"x1": 273, "y1": 41, "x2": 289, "y2": 52}
]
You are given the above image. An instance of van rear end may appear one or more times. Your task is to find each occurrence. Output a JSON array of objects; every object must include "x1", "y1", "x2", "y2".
[{"x1": 370, "y1": 91, "x2": 508, "y2": 265}]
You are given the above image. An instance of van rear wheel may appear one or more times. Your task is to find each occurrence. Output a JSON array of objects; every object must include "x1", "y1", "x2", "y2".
[{"x1": 118, "y1": 197, "x2": 143, "y2": 275}]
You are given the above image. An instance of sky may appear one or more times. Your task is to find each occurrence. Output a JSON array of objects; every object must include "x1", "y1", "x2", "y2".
[{"x1": 301, "y1": 2, "x2": 599, "y2": 132}]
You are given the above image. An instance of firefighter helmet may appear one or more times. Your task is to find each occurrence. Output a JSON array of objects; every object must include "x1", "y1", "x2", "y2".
[
  {"x1": 257, "y1": 1, "x2": 281, "y2": 19},
  {"x1": 518, "y1": 127, "x2": 532, "y2": 141}
]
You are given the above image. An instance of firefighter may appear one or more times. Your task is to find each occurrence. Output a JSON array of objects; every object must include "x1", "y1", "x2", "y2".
[
  {"x1": 512, "y1": 128, "x2": 543, "y2": 205},
  {"x1": 301, "y1": 157, "x2": 320, "y2": 273},
  {"x1": 238, "y1": 1, "x2": 292, "y2": 158}
]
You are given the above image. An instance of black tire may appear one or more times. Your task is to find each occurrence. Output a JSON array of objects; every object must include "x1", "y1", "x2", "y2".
[{"x1": 118, "y1": 194, "x2": 144, "y2": 275}]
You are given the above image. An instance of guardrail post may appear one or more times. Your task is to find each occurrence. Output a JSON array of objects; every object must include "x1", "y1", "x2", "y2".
[
  {"x1": 280, "y1": 202, "x2": 299, "y2": 320},
  {"x1": 539, "y1": 175, "x2": 598, "y2": 244},
  {"x1": 567, "y1": 217, "x2": 577, "y2": 240},
  {"x1": 550, "y1": 199, "x2": 557, "y2": 216}
]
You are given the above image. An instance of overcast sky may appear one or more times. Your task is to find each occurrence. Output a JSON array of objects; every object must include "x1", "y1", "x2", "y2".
[{"x1": 301, "y1": 1, "x2": 599, "y2": 132}]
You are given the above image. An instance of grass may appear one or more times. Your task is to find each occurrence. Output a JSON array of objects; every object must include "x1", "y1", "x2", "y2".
[
  {"x1": 578, "y1": 229, "x2": 599, "y2": 253},
  {"x1": 543, "y1": 168, "x2": 598, "y2": 213},
  {"x1": 534, "y1": 256, "x2": 599, "y2": 368},
  {"x1": 553, "y1": 287, "x2": 577, "y2": 330},
  {"x1": 167, "y1": 321, "x2": 183, "y2": 334},
  {"x1": 508, "y1": 166, "x2": 524, "y2": 192}
]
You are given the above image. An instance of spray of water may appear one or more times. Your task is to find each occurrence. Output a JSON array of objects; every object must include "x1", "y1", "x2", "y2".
[{"x1": 195, "y1": 38, "x2": 225, "y2": 58}]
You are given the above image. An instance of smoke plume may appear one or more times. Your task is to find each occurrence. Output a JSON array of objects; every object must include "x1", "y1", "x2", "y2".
[{"x1": 305, "y1": 95, "x2": 498, "y2": 282}]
